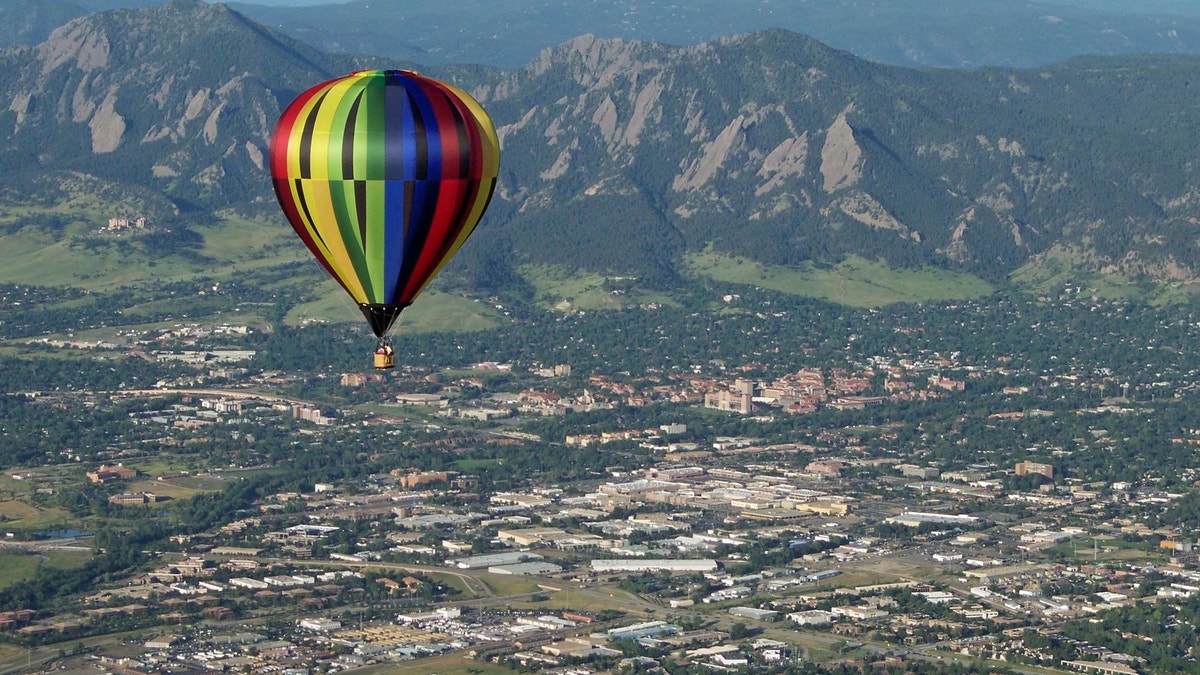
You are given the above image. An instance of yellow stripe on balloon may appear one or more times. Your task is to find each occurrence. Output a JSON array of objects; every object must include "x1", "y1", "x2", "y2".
[
  {"x1": 443, "y1": 82, "x2": 501, "y2": 179},
  {"x1": 302, "y1": 179, "x2": 369, "y2": 303}
]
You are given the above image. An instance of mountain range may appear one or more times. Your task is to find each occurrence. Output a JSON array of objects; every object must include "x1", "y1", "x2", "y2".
[
  {"x1": 231, "y1": 0, "x2": 1200, "y2": 70},
  {"x1": 1, "y1": 0, "x2": 1200, "y2": 307},
  {"x1": 6, "y1": 0, "x2": 1200, "y2": 70}
]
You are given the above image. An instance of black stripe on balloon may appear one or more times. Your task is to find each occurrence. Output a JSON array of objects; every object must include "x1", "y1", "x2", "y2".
[
  {"x1": 411, "y1": 89, "x2": 429, "y2": 181},
  {"x1": 451, "y1": 96, "x2": 471, "y2": 180},
  {"x1": 355, "y1": 180, "x2": 368, "y2": 252},
  {"x1": 298, "y1": 90, "x2": 329, "y2": 180},
  {"x1": 398, "y1": 180, "x2": 414, "y2": 297},
  {"x1": 293, "y1": 178, "x2": 328, "y2": 250},
  {"x1": 394, "y1": 179, "x2": 439, "y2": 301},
  {"x1": 342, "y1": 90, "x2": 364, "y2": 180}
]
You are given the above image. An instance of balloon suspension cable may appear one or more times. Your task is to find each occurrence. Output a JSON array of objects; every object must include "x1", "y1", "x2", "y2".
[{"x1": 373, "y1": 336, "x2": 396, "y2": 370}]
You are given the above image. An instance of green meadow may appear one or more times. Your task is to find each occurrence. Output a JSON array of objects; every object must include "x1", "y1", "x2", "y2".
[
  {"x1": 519, "y1": 264, "x2": 676, "y2": 311},
  {"x1": 687, "y1": 251, "x2": 994, "y2": 307}
]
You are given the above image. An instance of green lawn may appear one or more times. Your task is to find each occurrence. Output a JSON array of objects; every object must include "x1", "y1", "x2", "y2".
[
  {"x1": 1011, "y1": 245, "x2": 1198, "y2": 305},
  {"x1": 357, "y1": 656, "x2": 518, "y2": 675},
  {"x1": 0, "y1": 500, "x2": 75, "y2": 531},
  {"x1": 126, "y1": 477, "x2": 224, "y2": 500},
  {"x1": 0, "y1": 211, "x2": 303, "y2": 291},
  {"x1": 427, "y1": 572, "x2": 480, "y2": 598},
  {"x1": 0, "y1": 549, "x2": 93, "y2": 590},
  {"x1": 687, "y1": 251, "x2": 994, "y2": 307},
  {"x1": 284, "y1": 280, "x2": 499, "y2": 334},
  {"x1": 514, "y1": 587, "x2": 644, "y2": 615},
  {"x1": 519, "y1": 264, "x2": 676, "y2": 311},
  {"x1": 1044, "y1": 536, "x2": 1165, "y2": 563},
  {"x1": 193, "y1": 216, "x2": 303, "y2": 268},
  {"x1": 477, "y1": 573, "x2": 544, "y2": 597}
]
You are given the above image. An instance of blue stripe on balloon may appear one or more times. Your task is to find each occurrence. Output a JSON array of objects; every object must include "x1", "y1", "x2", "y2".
[
  {"x1": 400, "y1": 179, "x2": 439, "y2": 289},
  {"x1": 382, "y1": 178, "x2": 406, "y2": 304},
  {"x1": 400, "y1": 75, "x2": 440, "y2": 182},
  {"x1": 383, "y1": 73, "x2": 407, "y2": 181}
]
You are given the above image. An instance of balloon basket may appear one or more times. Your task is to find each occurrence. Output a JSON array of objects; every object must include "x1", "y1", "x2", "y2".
[{"x1": 373, "y1": 339, "x2": 395, "y2": 370}]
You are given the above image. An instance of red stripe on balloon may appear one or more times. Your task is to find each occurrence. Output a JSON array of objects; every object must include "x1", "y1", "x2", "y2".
[
  {"x1": 399, "y1": 179, "x2": 472, "y2": 300},
  {"x1": 426, "y1": 81, "x2": 464, "y2": 180}
]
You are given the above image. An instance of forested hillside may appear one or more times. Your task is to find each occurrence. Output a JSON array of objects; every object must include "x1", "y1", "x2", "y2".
[{"x1": 0, "y1": 2, "x2": 1199, "y2": 299}]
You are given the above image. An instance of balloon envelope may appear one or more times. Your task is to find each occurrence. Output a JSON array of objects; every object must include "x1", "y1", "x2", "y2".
[{"x1": 270, "y1": 70, "x2": 500, "y2": 337}]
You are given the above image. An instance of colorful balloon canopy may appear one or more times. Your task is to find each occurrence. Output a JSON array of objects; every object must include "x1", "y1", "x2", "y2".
[{"x1": 269, "y1": 69, "x2": 500, "y2": 337}]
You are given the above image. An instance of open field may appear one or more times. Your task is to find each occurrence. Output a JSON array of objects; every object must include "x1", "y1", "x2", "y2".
[
  {"x1": 392, "y1": 293, "x2": 501, "y2": 333},
  {"x1": 0, "y1": 549, "x2": 93, "y2": 590},
  {"x1": 476, "y1": 573, "x2": 544, "y2": 598},
  {"x1": 0, "y1": 500, "x2": 74, "y2": 531},
  {"x1": 1045, "y1": 537, "x2": 1166, "y2": 564},
  {"x1": 0, "y1": 213, "x2": 300, "y2": 290},
  {"x1": 849, "y1": 558, "x2": 947, "y2": 584},
  {"x1": 687, "y1": 252, "x2": 994, "y2": 307},
  {"x1": 509, "y1": 586, "x2": 648, "y2": 615},
  {"x1": 285, "y1": 281, "x2": 499, "y2": 334},
  {"x1": 121, "y1": 459, "x2": 208, "y2": 479},
  {"x1": 519, "y1": 264, "x2": 676, "y2": 311},
  {"x1": 355, "y1": 655, "x2": 517, "y2": 675},
  {"x1": 426, "y1": 572, "x2": 483, "y2": 599},
  {"x1": 126, "y1": 477, "x2": 224, "y2": 499},
  {"x1": 193, "y1": 216, "x2": 303, "y2": 270},
  {"x1": 1011, "y1": 245, "x2": 1200, "y2": 305}
]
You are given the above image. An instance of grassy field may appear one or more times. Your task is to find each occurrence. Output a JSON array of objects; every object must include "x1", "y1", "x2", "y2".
[
  {"x1": 1011, "y1": 245, "x2": 1200, "y2": 305},
  {"x1": 519, "y1": 264, "x2": 675, "y2": 311},
  {"x1": 1044, "y1": 536, "x2": 1166, "y2": 563},
  {"x1": 0, "y1": 549, "x2": 93, "y2": 589},
  {"x1": 476, "y1": 573, "x2": 544, "y2": 597},
  {"x1": 394, "y1": 292, "x2": 501, "y2": 333},
  {"x1": 1012, "y1": 248, "x2": 1147, "y2": 300},
  {"x1": 355, "y1": 655, "x2": 518, "y2": 674},
  {"x1": 516, "y1": 586, "x2": 648, "y2": 615},
  {"x1": 5, "y1": 197, "x2": 1198, "y2": 316},
  {"x1": 0, "y1": 222, "x2": 135, "y2": 288},
  {"x1": 193, "y1": 216, "x2": 303, "y2": 270},
  {"x1": 121, "y1": 458, "x2": 207, "y2": 478},
  {"x1": 0, "y1": 212, "x2": 302, "y2": 291},
  {"x1": 284, "y1": 280, "x2": 500, "y2": 334},
  {"x1": 126, "y1": 476, "x2": 225, "y2": 500},
  {"x1": 0, "y1": 499, "x2": 74, "y2": 531},
  {"x1": 687, "y1": 252, "x2": 994, "y2": 307},
  {"x1": 427, "y1": 572, "x2": 481, "y2": 599}
]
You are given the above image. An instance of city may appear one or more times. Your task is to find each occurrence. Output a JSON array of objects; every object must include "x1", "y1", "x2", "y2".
[{"x1": 0, "y1": 288, "x2": 1197, "y2": 674}]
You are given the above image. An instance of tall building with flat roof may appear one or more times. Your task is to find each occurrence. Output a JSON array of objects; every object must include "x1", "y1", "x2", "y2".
[
  {"x1": 1015, "y1": 461, "x2": 1054, "y2": 479},
  {"x1": 591, "y1": 559, "x2": 718, "y2": 573}
]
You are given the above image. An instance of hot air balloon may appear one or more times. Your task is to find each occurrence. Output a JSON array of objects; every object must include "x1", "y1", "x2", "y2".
[{"x1": 269, "y1": 70, "x2": 500, "y2": 369}]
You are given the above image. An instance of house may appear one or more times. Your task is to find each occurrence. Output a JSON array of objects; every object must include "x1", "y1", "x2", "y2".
[
  {"x1": 831, "y1": 606, "x2": 889, "y2": 621},
  {"x1": 108, "y1": 492, "x2": 157, "y2": 506},
  {"x1": 789, "y1": 610, "x2": 834, "y2": 627},
  {"x1": 87, "y1": 464, "x2": 137, "y2": 483}
]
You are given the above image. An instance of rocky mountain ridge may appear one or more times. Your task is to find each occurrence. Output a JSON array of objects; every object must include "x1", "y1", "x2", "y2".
[{"x1": 1, "y1": 2, "x2": 1198, "y2": 292}]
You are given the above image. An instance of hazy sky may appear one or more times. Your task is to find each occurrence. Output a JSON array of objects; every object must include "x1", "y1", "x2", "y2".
[
  {"x1": 219, "y1": 0, "x2": 1200, "y2": 17},
  {"x1": 232, "y1": 0, "x2": 353, "y2": 5},
  {"x1": 222, "y1": 0, "x2": 352, "y2": 5}
]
